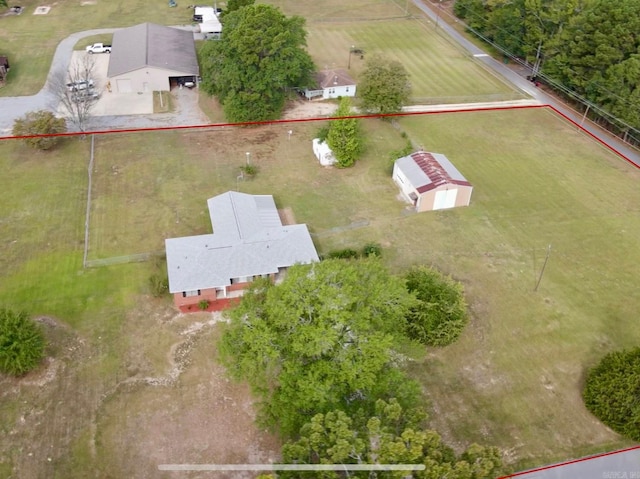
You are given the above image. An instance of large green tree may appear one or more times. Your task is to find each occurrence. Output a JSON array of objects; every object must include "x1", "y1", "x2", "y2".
[
  {"x1": 12, "y1": 110, "x2": 67, "y2": 150},
  {"x1": 200, "y1": 4, "x2": 315, "y2": 122},
  {"x1": 282, "y1": 399, "x2": 502, "y2": 479},
  {"x1": 0, "y1": 309, "x2": 45, "y2": 376},
  {"x1": 405, "y1": 267, "x2": 469, "y2": 347},
  {"x1": 359, "y1": 55, "x2": 411, "y2": 115},
  {"x1": 220, "y1": 258, "x2": 418, "y2": 436},
  {"x1": 0, "y1": 1, "x2": 7, "y2": 9},
  {"x1": 583, "y1": 347, "x2": 640, "y2": 441},
  {"x1": 453, "y1": 0, "x2": 640, "y2": 132},
  {"x1": 220, "y1": 0, "x2": 254, "y2": 20},
  {"x1": 326, "y1": 97, "x2": 363, "y2": 168}
]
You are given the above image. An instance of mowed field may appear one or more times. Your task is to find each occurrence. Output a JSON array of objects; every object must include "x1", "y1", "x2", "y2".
[
  {"x1": 3, "y1": 107, "x2": 640, "y2": 475},
  {"x1": 305, "y1": 19, "x2": 517, "y2": 102},
  {"x1": 324, "y1": 109, "x2": 640, "y2": 470}
]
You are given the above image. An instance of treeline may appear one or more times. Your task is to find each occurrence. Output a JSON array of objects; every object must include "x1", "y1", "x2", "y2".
[{"x1": 454, "y1": 0, "x2": 640, "y2": 142}]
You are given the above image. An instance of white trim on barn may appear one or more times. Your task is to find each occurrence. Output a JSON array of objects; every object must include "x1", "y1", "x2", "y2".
[{"x1": 392, "y1": 151, "x2": 473, "y2": 212}]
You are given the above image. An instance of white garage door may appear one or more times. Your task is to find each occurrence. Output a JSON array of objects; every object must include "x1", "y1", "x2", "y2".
[
  {"x1": 116, "y1": 79, "x2": 132, "y2": 93},
  {"x1": 433, "y1": 189, "x2": 458, "y2": 210}
]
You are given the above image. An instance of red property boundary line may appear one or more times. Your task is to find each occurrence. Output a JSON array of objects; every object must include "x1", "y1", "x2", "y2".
[
  {"x1": 1, "y1": 104, "x2": 637, "y2": 169},
  {"x1": 498, "y1": 445, "x2": 640, "y2": 478}
]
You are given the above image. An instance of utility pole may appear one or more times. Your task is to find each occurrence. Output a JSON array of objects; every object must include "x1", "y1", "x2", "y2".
[
  {"x1": 580, "y1": 105, "x2": 591, "y2": 127},
  {"x1": 534, "y1": 244, "x2": 552, "y2": 292},
  {"x1": 532, "y1": 39, "x2": 543, "y2": 79}
]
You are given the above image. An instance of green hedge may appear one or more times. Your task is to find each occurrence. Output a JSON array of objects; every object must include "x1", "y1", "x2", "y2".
[{"x1": 583, "y1": 347, "x2": 640, "y2": 441}]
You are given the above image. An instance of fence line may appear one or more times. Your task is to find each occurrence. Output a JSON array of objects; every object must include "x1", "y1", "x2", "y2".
[{"x1": 82, "y1": 134, "x2": 94, "y2": 269}]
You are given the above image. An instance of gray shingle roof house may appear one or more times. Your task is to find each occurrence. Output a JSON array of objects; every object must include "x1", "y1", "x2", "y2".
[
  {"x1": 392, "y1": 151, "x2": 473, "y2": 212},
  {"x1": 107, "y1": 23, "x2": 199, "y2": 93},
  {"x1": 165, "y1": 192, "x2": 319, "y2": 312}
]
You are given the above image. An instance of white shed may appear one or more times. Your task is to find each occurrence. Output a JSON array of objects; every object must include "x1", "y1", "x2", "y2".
[{"x1": 312, "y1": 138, "x2": 337, "y2": 166}]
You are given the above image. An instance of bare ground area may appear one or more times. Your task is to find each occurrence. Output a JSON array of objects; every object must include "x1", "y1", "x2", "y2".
[
  {"x1": 282, "y1": 99, "x2": 338, "y2": 120},
  {"x1": 0, "y1": 300, "x2": 279, "y2": 478},
  {"x1": 278, "y1": 207, "x2": 297, "y2": 225}
]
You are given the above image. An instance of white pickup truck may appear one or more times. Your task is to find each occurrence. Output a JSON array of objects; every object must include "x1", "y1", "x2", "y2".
[{"x1": 85, "y1": 43, "x2": 112, "y2": 54}]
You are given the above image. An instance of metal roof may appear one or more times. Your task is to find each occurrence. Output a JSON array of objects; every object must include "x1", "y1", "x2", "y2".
[
  {"x1": 395, "y1": 151, "x2": 471, "y2": 194},
  {"x1": 165, "y1": 192, "x2": 319, "y2": 293},
  {"x1": 107, "y1": 23, "x2": 199, "y2": 78}
]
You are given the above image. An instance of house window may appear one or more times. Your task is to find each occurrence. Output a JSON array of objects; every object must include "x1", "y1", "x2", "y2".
[
  {"x1": 182, "y1": 290, "x2": 200, "y2": 297},
  {"x1": 346, "y1": 87, "x2": 349, "y2": 92}
]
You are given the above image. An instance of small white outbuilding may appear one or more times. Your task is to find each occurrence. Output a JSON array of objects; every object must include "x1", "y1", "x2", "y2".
[{"x1": 312, "y1": 139, "x2": 337, "y2": 166}]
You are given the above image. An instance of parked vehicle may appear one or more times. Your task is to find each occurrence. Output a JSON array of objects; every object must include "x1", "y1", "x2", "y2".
[
  {"x1": 71, "y1": 90, "x2": 100, "y2": 102},
  {"x1": 66, "y1": 79, "x2": 95, "y2": 92},
  {"x1": 85, "y1": 43, "x2": 112, "y2": 54}
]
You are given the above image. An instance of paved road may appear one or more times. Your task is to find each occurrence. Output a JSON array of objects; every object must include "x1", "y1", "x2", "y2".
[
  {"x1": 412, "y1": 0, "x2": 640, "y2": 167},
  {"x1": 505, "y1": 447, "x2": 640, "y2": 479}
]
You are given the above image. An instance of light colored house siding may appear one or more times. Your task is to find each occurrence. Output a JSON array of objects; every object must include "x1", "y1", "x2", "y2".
[
  {"x1": 322, "y1": 84, "x2": 356, "y2": 99},
  {"x1": 416, "y1": 184, "x2": 473, "y2": 212},
  {"x1": 392, "y1": 162, "x2": 417, "y2": 202}
]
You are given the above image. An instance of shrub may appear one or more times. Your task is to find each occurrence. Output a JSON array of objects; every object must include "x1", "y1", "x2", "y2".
[
  {"x1": 361, "y1": 242, "x2": 382, "y2": 258},
  {"x1": 240, "y1": 164, "x2": 258, "y2": 177},
  {"x1": 583, "y1": 347, "x2": 640, "y2": 441},
  {"x1": 404, "y1": 267, "x2": 469, "y2": 346},
  {"x1": 316, "y1": 124, "x2": 330, "y2": 142},
  {"x1": 198, "y1": 300, "x2": 210, "y2": 311},
  {"x1": 12, "y1": 110, "x2": 67, "y2": 150},
  {"x1": 326, "y1": 248, "x2": 360, "y2": 259},
  {"x1": 149, "y1": 273, "x2": 169, "y2": 298},
  {"x1": 0, "y1": 309, "x2": 45, "y2": 376}
]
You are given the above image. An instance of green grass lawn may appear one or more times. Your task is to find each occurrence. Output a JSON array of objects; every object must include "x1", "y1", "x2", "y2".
[
  {"x1": 2, "y1": 107, "x2": 640, "y2": 473},
  {"x1": 379, "y1": 109, "x2": 640, "y2": 470},
  {"x1": 306, "y1": 18, "x2": 517, "y2": 103},
  {"x1": 87, "y1": 109, "x2": 640, "y2": 470}
]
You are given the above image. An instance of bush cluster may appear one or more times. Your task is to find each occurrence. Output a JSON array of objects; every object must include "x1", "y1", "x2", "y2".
[
  {"x1": 325, "y1": 242, "x2": 382, "y2": 260},
  {"x1": 404, "y1": 267, "x2": 469, "y2": 346},
  {"x1": 0, "y1": 309, "x2": 45, "y2": 376},
  {"x1": 583, "y1": 347, "x2": 640, "y2": 441}
]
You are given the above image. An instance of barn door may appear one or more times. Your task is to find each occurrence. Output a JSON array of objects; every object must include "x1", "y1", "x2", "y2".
[{"x1": 434, "y1": 189, "x2": 458, "y2": 210}]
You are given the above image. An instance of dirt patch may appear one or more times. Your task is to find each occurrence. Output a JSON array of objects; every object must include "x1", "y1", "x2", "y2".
[
  {"x1": 0, "y1": 301, "x2": 280, "y2": 478},
  {"x1": 96, "y1": 320, "x2": 280, "y2": 478},
  {"x1": 278, "y1": 207, "x2": 296, "y2": 225},
  {"x1": 282, "y1": 99, "x2": 338, "y2": 119}
]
